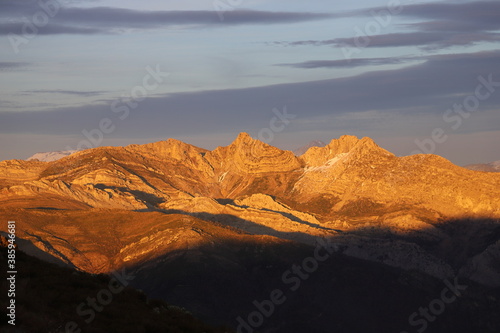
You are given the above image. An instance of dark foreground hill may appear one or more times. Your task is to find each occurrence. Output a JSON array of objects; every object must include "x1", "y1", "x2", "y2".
[{"x1": 0, "y1": 236, "x2": 231, "y2": 333}]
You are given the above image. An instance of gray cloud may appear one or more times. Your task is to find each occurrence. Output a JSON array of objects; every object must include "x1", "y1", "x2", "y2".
[
  {"x1": 275, "y1": 57, "x2": 416, "y2": 69},
  {"x1": 282, "y1": 32, "x2": 487, "y2": 48},
  {"x1": 21, "y1": 89, "x2": 107, "y2": 97},
  {"x1": 277, "y1": 50, "x2": 500, "y2": 69},
  {"x1": 0, "y1": 61, "x2": 30, "y2": 71},
  {"x1": 394, "y1": 1, "x2": 500, "y2": 31},
  {"x1": 0, "y1": 22, "x2": 106, "y2": 35},
  {"x1": 275, "y1": 32, "x2": 500, "y2": 51},
  {"x1": 1, "y1": 50, "x2": 499, "y2": 140},
  {"x1": 56, "y1": 7, "x2": 334, "y2": 27},
  {"x1": 0, "y1": 3, "x2": 335, "y2": 35},
  {"x1": 274, "y1": 1, "x2": 500, "y2": 50},
  {"x1": 276, "y1": 31, "x2": 500, "y2": 51}
]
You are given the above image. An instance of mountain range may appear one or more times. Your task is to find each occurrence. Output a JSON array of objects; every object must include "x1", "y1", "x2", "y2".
[
  {"x1": 1, "y1": 133, "x2": 499, "y2": 332},
  {"x1": 464, "y1": 160, "x2": 500, "y2": 173}
]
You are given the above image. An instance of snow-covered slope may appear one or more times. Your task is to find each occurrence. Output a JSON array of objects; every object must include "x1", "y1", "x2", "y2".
[
  {"x1": 27, "y1": 150, "x2": 76, "y2": 162},
  {"x1": 464, "y1": 160, "x2": 500, "y2": 172}
]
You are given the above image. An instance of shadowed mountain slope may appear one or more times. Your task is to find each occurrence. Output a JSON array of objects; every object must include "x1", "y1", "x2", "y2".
[{"x1": 0, "y1": 236, "x2": 231, "y2": 333}]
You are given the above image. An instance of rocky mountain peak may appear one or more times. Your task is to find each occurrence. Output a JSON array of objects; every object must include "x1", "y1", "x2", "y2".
[
  {"x1": 204, "y1": 132, "x2": 301, "y2": 174},
  {"x1": 326, "y1": 135, "x2": 380, "y2": 152},
  {"x1": 301, "y1": 135, "x2": 392, "y2": 167},
  {"x1": 127, "y1": 139, "x2": 207, "y2": 161},
  {"x1": 231, "y1": 132, "x2": 254, "y2": 145}
]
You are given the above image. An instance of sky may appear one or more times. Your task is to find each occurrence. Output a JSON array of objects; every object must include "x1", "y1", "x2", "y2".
[{"x1": 0, "y1": 0, "x2": 499, "y2": 165}]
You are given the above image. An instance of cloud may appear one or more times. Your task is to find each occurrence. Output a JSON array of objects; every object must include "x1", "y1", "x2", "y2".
[
  {"x1": 280, "y1": 32, "x2": 500, "y2": 49},
  {"x1": 0, "y1": 61, "x2": 30, "y2": 71},
  {"x1": 0, "y1": 2, "x2": 336, "y2": 35},
  {"x1": 56, "y1": 7, "x2": 334, "y2": 27},
  {"x1": 396, "y1": 1, "x2": 500, "y2": 31},
  {"x1": 21, "y1": 89, "x2": 107, "y2": 97},
  {"x1": 1, "y1": 50, "x2": 499, "y2": 141},
  {"x1": 276, "y1": 46, "x2": 500, "y2": 70},
  {"x1": 273, "y1": 1, "x2": 500, "y2": 50},
  {"x1": 0, "y1": 22, "x2": 106, "y2": 35},
  {"x1": 275, "y1": 56, "x2": 416, "y2": 69}
]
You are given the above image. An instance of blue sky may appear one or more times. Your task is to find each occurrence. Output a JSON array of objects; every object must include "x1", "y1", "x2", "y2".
[{"x1": 0, "y1": 0, "x2": 499, "y2": 165}]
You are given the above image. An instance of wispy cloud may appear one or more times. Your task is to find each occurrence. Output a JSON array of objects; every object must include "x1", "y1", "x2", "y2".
[
  {"x1": 0, "y1": 22, "x2": 106, "y2": 35},
  {"x1": 0, "y1": 61, "x2": 30, "y2": 71},
  {"x1": 275, "y1": 32, "x2": 500, "y2": 50},
  {"x1": 21, "y1": 89, "x2": 107, "y2": 97},
  {"x1": 0, "y1": 2, "x2": 336, "y2": 36},
  {"x1": 275, "y1": 56, "x2": 417, "y2": 69},
  {"x1": 276, "y1": 44, "x2": 500, "y2": 70},
  {"x1": 1, "y1": 50, "x2": 498, "y2": 138},
  {"x1": 272, "y1": 1, "x2": 500, "y2": 50}
]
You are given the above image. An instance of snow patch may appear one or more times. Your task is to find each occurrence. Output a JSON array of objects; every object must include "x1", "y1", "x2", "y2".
[
  {"x1": 27, "y1": 150, "x2": 76, "y2": 162},
  {"x1": 218, "y1": 171, "x2": 228, "y2": 182},
  {"x1": 305, "y1": 153, "x2": 349, "y2": 172}
]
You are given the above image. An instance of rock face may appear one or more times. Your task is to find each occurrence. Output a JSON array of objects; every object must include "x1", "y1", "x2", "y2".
[{"x1": 0, "y1": 133, "x2": 499, "y2": 287}]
